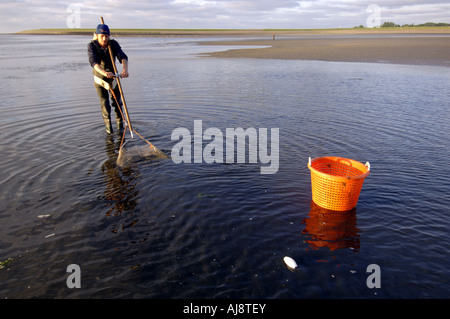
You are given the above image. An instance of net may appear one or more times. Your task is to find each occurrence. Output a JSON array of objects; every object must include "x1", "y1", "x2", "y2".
[{"x1": 116, "y1": 138, "x2": 168, "y2": 168}]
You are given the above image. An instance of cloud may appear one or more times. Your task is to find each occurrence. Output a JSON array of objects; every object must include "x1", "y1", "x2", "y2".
[{"x1": 0, "y1": 0, "x2": 449, "y2": 33}]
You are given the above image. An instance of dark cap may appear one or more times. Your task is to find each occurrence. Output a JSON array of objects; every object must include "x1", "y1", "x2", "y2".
[{"x1": 96, "y1": 24, "x2": 110, "y2": 35}]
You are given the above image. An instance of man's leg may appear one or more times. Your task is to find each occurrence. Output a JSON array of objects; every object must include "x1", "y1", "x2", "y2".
[
  {"x1": 95, "y1": 83, "x2": 113, "y2": 134},
  {"x1": 111, "y1": 84, "x2": 124, "y2": 132}
]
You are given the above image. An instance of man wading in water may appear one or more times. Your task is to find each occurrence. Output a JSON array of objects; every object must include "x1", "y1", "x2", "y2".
[{"x1": 88, "y1": 24, "x2": 129, "y2": 134}]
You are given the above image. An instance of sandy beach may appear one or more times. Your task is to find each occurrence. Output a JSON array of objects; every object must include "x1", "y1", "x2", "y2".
[{"x1": 203, "y1": 36, "x2": 450, "y2": 66}]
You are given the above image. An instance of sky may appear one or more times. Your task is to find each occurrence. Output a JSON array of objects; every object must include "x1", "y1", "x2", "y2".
[{"x1": 1, "y1": 0, "x2": 449, "y2": 33}]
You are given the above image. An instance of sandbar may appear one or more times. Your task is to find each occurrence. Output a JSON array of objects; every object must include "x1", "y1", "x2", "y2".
[{"x1": 203, "y1": 36, "x2": 450, "y2": 67}]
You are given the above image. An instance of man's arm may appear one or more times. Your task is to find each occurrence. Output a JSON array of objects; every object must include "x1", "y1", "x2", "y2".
[
  {"x1": 93, "y1": 63, "x2": 115, "y2": 78},
  {"x1": 121, "y1": 59, "x2": 129, "y2": 78},
  {"x1": 112, "y1": 40, "x2": 129, "y2": 78},
  {"x1": 88, "y1": 41, "x2": 115, "y2": 78}
]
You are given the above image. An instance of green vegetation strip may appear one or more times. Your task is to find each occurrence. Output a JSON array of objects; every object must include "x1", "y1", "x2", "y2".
[{"x1": 16, "y1": 26, "x2": 450, "y2": 36}]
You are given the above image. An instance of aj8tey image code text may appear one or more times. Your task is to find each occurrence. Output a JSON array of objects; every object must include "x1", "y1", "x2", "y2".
[{"x1": 183, "y1": 303, "x2": 266, "y2": 317}]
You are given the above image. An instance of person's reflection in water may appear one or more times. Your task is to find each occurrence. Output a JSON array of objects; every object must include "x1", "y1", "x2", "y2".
[
  {"x1": 101, "y1": 134, "x2": 139, "y2": 220},
  {"x1": 302, "y1": 201, "x2": 360, "y2": 251}
]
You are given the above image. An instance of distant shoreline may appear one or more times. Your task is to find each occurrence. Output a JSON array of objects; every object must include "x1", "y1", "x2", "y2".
[{"x1": 16, "y1": 27, "x2": 450, "y2": 37}]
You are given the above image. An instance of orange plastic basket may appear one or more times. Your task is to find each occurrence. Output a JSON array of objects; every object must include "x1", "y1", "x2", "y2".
[{"x1": 307, "y1": 156, "x2": 370, "y2": 211}]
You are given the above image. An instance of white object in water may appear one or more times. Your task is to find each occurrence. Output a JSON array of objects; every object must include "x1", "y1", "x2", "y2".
[{"x1": 283, "y1": 256, "x2": 298, "y2": 270}]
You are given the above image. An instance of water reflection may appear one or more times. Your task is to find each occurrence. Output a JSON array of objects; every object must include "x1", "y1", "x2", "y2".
[
  {"x1": 101, "y1": 134, "x2": 139, "y2": 219},
  {"x1": 302, "y1": 201, "x2": 360, "y2": 251}
]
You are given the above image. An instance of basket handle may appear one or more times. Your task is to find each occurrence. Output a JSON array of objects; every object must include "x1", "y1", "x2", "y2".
[{"x1": 365, "y1": 161, "x2": 371, "y2": 171}]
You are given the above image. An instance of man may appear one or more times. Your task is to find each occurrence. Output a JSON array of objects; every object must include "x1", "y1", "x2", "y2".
[{"x1": 88, "y1": 24, "x2": 129, "y2": 134}]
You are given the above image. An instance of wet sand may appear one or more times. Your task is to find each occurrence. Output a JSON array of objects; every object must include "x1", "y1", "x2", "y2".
[{"x1": 204, "y1": 36, "x2": 450, "y2": 66}]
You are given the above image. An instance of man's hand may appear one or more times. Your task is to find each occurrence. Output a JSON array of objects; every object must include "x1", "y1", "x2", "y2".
[{"x1": 121, "y1": 70, "x2": 129, "y2": 78}]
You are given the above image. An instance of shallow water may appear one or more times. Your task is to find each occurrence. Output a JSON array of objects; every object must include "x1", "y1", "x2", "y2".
[{"x1": 0, "y1": 35, "x2": 449, "y2": 298}]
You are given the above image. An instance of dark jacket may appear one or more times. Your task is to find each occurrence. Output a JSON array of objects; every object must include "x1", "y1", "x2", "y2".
[{"x1": 87, "y1": 39, "x2": 128, "y2": 81}]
